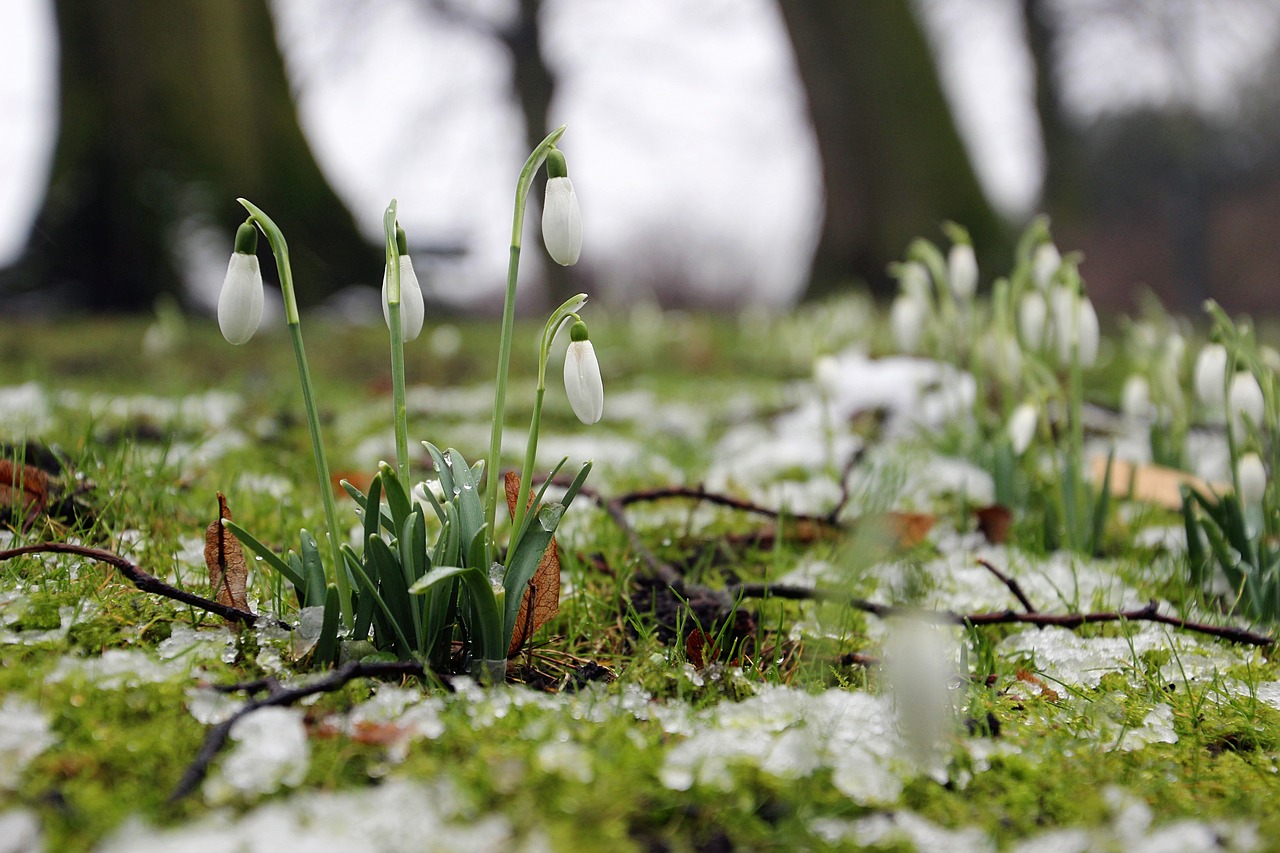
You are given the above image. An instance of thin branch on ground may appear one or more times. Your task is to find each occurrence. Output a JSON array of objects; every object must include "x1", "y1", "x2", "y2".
[
  {"x1": 729, "y1": 581, "x2": 1274, "y2": 647},
  {"x1": 976, "y1": 557, "x2": 1038, "y2": 613},
  {"x1": 0, "y1": 543, "x2": 289, "y2": 630},
  {"x1": 171, "y1": 659, "x2": 436, "y2": 803}
]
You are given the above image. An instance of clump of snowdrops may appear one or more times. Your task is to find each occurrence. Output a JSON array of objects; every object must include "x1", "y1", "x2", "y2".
[
  {"x1": 214, "y1": 128, "x2": 601, "y2": 680},
  {"x1": 886, "y1": 218, "x2": 1111, "y2": 554},
  {"x1": 1182, "y1": 302, "x2": 1280, "y2": 622}
]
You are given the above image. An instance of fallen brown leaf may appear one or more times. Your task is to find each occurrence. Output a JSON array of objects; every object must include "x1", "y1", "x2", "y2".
[
  {"x1": 204, "y1": 492, "x2": 251, "y2": 621},
  {"x1": 0, "y1": 459, "x2": 48, "y2": 531},
  {"x1": 1092, "y1": 456, "x2": 1222, "y2": 510},
  {"x1": 504, "y1": 472, "x2": 560, "y2": 656},
  {"x1": 974, "y1": 505, "x2": 1013, "y2": 545}
]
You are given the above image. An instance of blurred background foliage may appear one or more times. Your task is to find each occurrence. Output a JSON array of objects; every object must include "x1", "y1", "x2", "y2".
[{"x1": 1, "y1": 0, "x2": 1279, "y2": 315}]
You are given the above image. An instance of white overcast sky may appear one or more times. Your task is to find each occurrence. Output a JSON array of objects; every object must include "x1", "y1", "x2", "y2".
[{"x1": 0, "y1": 0, "x2": 1276, "y2": 306}]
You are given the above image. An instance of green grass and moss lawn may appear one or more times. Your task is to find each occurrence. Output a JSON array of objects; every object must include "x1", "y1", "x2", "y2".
[{"x1": 1, "y1": 295, "x2": 1279, "y2": 852}]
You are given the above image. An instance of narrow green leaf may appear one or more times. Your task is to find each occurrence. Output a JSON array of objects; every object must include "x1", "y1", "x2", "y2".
[
  {"x1": 223, "y1": 520, "x2": 305, "y2": 589},
  {"x1": 314, "y1": 583, "x2": 340, "y2": 668}
]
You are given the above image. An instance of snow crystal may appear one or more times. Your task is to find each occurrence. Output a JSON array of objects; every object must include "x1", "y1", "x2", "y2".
[
  {"x1": 0, "y1": 698, "x2": 55, "y2": 790},
  {"x1": 203, "y1": 706, "x2": 310, "y2": 802},
  {"x1": 836, "y1": 811, "x2": 996, "y2": 853},
  {"x1": 1118, "y1": 703, "x2": 1179, "y2": 751}
]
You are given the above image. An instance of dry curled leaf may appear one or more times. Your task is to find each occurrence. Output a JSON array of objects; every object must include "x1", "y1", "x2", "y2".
[
  {"x1": 204, "y1": 492, "x2": 251, "y2": 621},
  {"x1": 685, "y1": 628, "x2": 720, "y2": 670},
  {"x1": 0, "y1": 459, "x2": 48, "y2": 530},
  {"x1": 974, "y1": 505, "x2": 1013, "y2": 545},
  {"x1": 504, "y1": 471, "x2": 560, "y2": 656}
]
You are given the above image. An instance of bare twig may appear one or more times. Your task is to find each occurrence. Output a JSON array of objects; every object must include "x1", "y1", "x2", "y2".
[
  {"x1": 171, "y1": 659, "x2": 437, "y2": 802},
  {"x1": 0, "y1": 543, "x2": 289, "y2": 630},
  {"x1": 976, "y1": 557, "x2": 1038, "y2": 613}
]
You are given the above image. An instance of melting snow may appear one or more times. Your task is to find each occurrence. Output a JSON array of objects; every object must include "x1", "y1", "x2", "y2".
[
  {"x1": 0, "y1": 698, "x2": 55, "y2": 790},
  {"x1": 203, "y1": 706, "x2": 310, "y2": 803}
]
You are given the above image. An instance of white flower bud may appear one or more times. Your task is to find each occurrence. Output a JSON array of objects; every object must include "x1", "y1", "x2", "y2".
[
  {"x1": 1228, "y1": 370, "x2": 1265, "y2": 436},
  {"x1": 898, "y1": 261, "x2": 931, "y2": 303},
  {"x1": 564, "y1": 330, "x2": 603, "y2": 424},
  {"x1": 890, "y1": 293, "x2": 926, "y2": 353},
  {"x1": 1007, "y1": 402, "x2": 1038, "y2": 456},
  {"x1": 1121, "y1": 374, "x2": 1151, "y2": 421},
  {"x1": 381, "y1": 254, "x2": 426, "y2": 342},
  {"x1": 1049, "y1": 286, "x2": 1098, "y2": 368},
  {"x1": 1237, "y1": 452, "x2": 1267, "y2": 507},
  {"x1": 813, "y1": 355, "x2": 841, "y2": 397},
  {"x1": 217, "y1": 252, "x2": 265, "y2": 345},
  {"x1": 1031, "y1": 242, "x2": 1061, "y2": 290},
  {"x1": 1018, "y1": 290, "x2": 1047, "y2": 350},
  {"x1": 948, "y1": 243, "x2": 978, "y2": 301},
  {"x1": 542, "y1": 176, "x2": 582, "y2": 266},
  {"x1": 1193, "y1": 344, "x2": 1228, "y2": 408}
]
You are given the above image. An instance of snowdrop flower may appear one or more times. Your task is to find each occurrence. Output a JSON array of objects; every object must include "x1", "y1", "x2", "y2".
[
  {"x1": 1228, "y1": 370, "x2": 1264, "y2": 436},
  {"x1": 982, "y1": 334, "x2": 1022, "y2": 388},
  {"x1": 541, "y1": 149, "x2": 581, "y2": 266},
  {"x1": 813, "y1": 355, "x2": 841, "y2": 397},
  {"x1": 1049, "y1": 286, "x2": 1099, "y2": 367},
  {"x1": 1193, "y1": 343, "x2": 1228, "y2": 408},
  {"x1": 1237, "y1": 452, "x2": 1267, "y2": 507},
  {"x1": 948, "y1": 241, "x2": 978, "y2": 301},
  {"x1": 1031, "y1": 242, "x2": 1061, "y2": 290},
  {"x1": 890, "y1": 293, "x2": 927, "y2": 353},
  {"x1": 897, "y1": 260, "x2": 931, "y2": 303},
  {"x1": 217, "y1": 222, "x2": 265, "y2": 345},
  {"x1": 381, "y1": 227, "x2": 425, "y2": 341},
  {"x1": 1007, "y1": 402, "x2": 1038, "y2": 455},
  {"x1": 1121, "y1": 375, "x2": 1151, "y2": 421},
  {"x1": 563, "y1": 321, "x2": 603, "y2": 424},
  {"x1": 1018, "y1": 290, "x2": 1048, "y2": 350}
]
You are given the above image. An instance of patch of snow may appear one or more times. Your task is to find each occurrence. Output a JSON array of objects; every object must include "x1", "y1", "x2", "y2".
[
  {"x1": 1002, "y1": 624, "x2": 1243, "y2": 690},
  {"x1": 0, "y1": 809, "x2": 42, "y2": 853},
  {"x1": 0, "y1": 383, "x2": 53, "y2": 436},
  {"x1": 98, "y1": 779, "x2": 512, "y2": 853},
  {"x1": 0, "y1": 698, "x2": 55, "y2": 790},
  {"x1": 813, "y1": 810, "x2": 996, "y2": 853},
  {"x1": 48, "y1": 649, "x2": 190, "y2": 689},
  {"x1": 203, "y1": 706, "x2": 310, "y2": 803},
  {"x1": 660, "y1": 686, "x2": 910, "y2": 805},
  {"x1": 1118, "y1": 703, "x2": 1179, "y2": 751}
]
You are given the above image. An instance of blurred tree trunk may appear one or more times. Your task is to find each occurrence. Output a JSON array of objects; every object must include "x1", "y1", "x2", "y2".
[
  {"x1": 776, "y1": 0, "x2": 1006, "y2": 299},
  {"x1": 1, "y1": 0, "x2": 379, "y2": 312},
  {"x1": 1021, "y1": 0, "x2": 1083, "y2": 226},
  {"x1": 431, "y1": 0, "x2": 570, "y2": 308}
]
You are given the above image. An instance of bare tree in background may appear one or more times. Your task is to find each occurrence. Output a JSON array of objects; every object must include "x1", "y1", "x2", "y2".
[
  {"x1": 776, "y1": 0, "x2": 1006, "y2": 300},
  {"x1": 1, "y1": 0, "x2": 380, "y2": 313},
  {"x1": 421, "y1": 0, "x2": 573, "y2": 308}
]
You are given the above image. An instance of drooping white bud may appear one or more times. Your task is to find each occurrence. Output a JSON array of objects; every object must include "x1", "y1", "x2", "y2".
[
  {"x1": 563, "y1": 323, "x2": 603, "y2": 424},
  {"x1": 1193, "y1": 344, "x2": 1228, "y2": 409},
  {"x1": 948, "y1": 242, "x2": 978, "y2": 301},
  {"x1": 217, "y1": 252, "x2": 265, "y2": 345},
  {"x1": 1228, "y1": 370, "x2": 1265, "y2": 436},
  {"x1": 1031, "y1": 242, "x2": 1061, "y2": 290},
  {"x1": 813, "y1": 355, "x2": 841, "y2": 397},
  {"x1": 1237, "y1": 452, "x2": 1267, "y2": 507},
  {"x1": 1007, "y1": 402, "x2": 1038, "y2": 456},
  {"x1": 542, "y1": 176, "x2": 582, "y2": 266},
  {"x1": 890, "y1": 293, "x2": 926, "y2": 353},
  {"x1": 897, "y1": 261, "x2": 931, "y2": 303},
  {"x1": 1018, "y1": 290, "x2": 1048, "y2": 350},
  {"x1": 381, "y1": 254, "x2": 426, "y2": 342},
  {"x1": 1049, "y1": 286, "x2": 1099, "y2": 368},
  {"x1": 1121, "y1": 374, "x2": 1151, "y2": 421}
]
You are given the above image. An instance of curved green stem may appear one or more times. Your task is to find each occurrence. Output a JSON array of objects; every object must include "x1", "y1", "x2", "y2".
[
  {"x1": 482, "y1": 125, "x2": 567, "y2": 565},
  {"x1": 383, "y1": 200, "x2": 410, "y2": 485},
  {"x1": 237, "y1": 198, "x2": 352, "y2": 626},
  {"x1": 507, "y1": 295, "x2": 587, "y2": 563}
]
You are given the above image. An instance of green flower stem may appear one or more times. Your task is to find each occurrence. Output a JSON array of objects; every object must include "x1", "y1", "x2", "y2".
[
  {"x1": 483, "y1": 124, "x2": 567, "y2": 565},
  {"x1": 383, "y1": 200, "x2": 410, "y2": 485},
  {"x1": 237, "y1": 198, "x2": 352, "y2": 626},
  {"x1": 507, "y1": 294, "x2": 586, "y2": 563}
]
